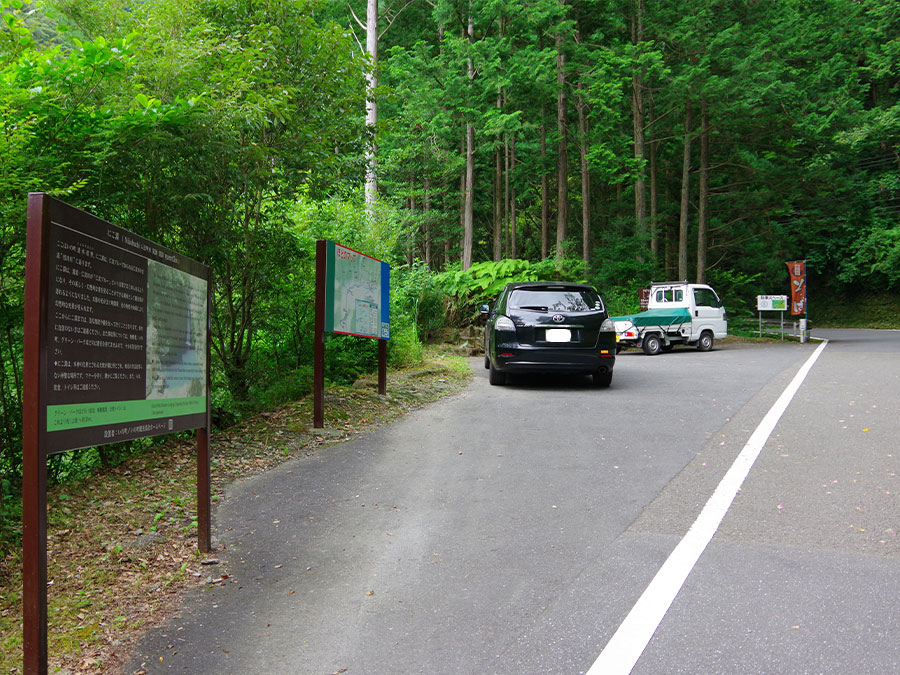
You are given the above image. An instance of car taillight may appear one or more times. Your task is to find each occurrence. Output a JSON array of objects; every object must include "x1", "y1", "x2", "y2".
[{"x1": 495, "y1": 315, "x2": 515, "y2": 331}]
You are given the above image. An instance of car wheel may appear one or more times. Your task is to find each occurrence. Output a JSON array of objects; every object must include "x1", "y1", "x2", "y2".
[
  {"x1": 488, "y1": 362, "x2": 507, "y2": 386},
  {"x1": 697, "y1": 331, "x2": 714, "y2": 351},
  {"x1": 484, "y1": 353, "x2": 490, "y2": 369},
  {"x1": 642, "y1": 334, "x2": 662, "y2": 356},
  {"x1": 593, "y1": 370, "x2": 613, "y2": 388}
]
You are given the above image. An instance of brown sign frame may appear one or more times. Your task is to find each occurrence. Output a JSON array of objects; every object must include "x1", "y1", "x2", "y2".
[
  {"x1": 313, "y1": 239, "x2": 388, "y2": 427},
  {"x1": 22, "y1": 193, "x2": 212, "y2": 674}
]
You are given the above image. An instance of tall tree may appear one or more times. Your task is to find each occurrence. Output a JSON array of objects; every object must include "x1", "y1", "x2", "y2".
[
  {"x1": 462, "y1": 8, "x2": 475, "y2": 270},
  {"x1": 555, "y1": 0, "x2": 569, "y2": 261},
  {"x1": 696, "y1": 97, "x2": 709, "y2": 282},
  {"x1": 678, "y1": 99, "x2": 692, "y2": 280},
  {"x1": 632, "y1": 0, "x2": 648, "y2": 255},
  {"x1": 364, "y1": 0, "x2": 379, "y2": 212}
]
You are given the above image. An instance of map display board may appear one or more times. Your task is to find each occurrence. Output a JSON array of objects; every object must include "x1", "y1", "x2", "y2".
[
  {"x1": 323, "y1": 241, "x2": 390, "y2": 340},
  {"x1": 36, "y1": 196, "x2": 209, "y2": 453}
]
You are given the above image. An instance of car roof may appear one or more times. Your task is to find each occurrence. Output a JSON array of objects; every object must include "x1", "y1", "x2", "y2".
[{"x1": 504, "y1": 281, "x2": 597, "y2": 291}]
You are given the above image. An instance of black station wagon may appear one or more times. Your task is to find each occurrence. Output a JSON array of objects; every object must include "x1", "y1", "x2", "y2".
[{"x1": 480, "y1": 282, "x2": 617, "y2": 387}]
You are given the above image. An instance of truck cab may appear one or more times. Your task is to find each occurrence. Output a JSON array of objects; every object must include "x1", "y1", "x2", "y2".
[{"x1": 612, "y1": 281, "x2": 727, "y2": 355}]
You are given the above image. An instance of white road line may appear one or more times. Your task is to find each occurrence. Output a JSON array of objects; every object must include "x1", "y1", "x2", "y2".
[{"x1": 587, "y1": 339, "x2": 829, "y2": 675}]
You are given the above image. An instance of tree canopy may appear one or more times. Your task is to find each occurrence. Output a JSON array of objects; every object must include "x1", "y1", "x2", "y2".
[{"x1": 0, "y1": 0, "x2": 897, "y2": 504}]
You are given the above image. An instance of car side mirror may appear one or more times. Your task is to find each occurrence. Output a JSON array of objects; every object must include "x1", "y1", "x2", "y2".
[{"x1": 479, "y1": 304, "x2": 490, "y2": 315}]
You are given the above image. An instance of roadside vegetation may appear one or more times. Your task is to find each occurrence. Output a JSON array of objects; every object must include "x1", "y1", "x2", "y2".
[{"x1": 0, "y1": 0, "x2": 898, "y2": 671}]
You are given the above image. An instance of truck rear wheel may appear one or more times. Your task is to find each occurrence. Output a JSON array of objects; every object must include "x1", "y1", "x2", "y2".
[
  {"x1": 642, "y1": 334, "x2": 662, "y2": 356},
  {"x1": 697, "y1": 331, "x2": 714, "y2": 351}
]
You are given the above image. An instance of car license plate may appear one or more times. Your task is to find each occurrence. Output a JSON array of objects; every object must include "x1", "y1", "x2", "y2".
[{"x1": 545, "y1": 328, "x2": 571, "y2": 342}]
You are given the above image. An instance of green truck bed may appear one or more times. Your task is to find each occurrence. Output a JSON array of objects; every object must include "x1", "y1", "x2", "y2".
[{"x1": 611, "y1": 307, "x2": 691, "y2": 327}]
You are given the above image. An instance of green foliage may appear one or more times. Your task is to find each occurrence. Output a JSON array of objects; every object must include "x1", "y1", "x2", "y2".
[
  {"x1": 391, "y1": 262, "x2": 447, "y2": 340},
  {"x1": 705, "y1": 268, "x2": 764, "y2": 318},
  {"x1": 588, "y1": 232, "x2": 657, "y2": 291},
  {"x1": 433, "y1": 257, "x2": 588, "y2": 324},
  {"x1": 600, "y1": 281, "x2": 646, "y2": 317},
  {"x1": 810, "y1": 292, "x2": 900, "y2": 329}
]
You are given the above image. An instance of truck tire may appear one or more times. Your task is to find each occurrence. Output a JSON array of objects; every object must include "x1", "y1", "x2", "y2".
[
  {"x1": 488, "y1": 362, "x2": 507, "y2": 385},
  {"x1": 697, "y1": 331, "x2": 714, "y2": 352},
  {"x1": 642, "y1": 334, "x2": 662, "y2": 356}
]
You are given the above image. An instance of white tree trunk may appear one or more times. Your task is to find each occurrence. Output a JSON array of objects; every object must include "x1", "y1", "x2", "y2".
[
  {"x1": 463, "y1": 10, "x2": 475, "y2": 270},
  {"x1": 364, "y1": 0, "x2": 378, "y2": 214}
]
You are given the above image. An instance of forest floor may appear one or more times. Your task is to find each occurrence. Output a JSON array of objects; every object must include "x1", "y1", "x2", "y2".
[{"x1": 0, "y1": 348, "x2": 473, "y2": 675}]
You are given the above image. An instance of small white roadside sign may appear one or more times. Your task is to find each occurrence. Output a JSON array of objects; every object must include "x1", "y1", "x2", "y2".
[{"x1": 757, "y1": 295, "x2": 788, "y2": 311}]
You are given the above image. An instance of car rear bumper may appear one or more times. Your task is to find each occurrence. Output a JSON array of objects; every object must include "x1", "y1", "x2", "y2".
[{"x1": 492, "y1": 346, "x2": 615, "y2": 374}]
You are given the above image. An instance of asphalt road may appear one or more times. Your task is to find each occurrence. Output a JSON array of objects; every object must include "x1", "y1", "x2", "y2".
[{"x1": 127, "y1": 329, "x2": 900, "y2": 675}]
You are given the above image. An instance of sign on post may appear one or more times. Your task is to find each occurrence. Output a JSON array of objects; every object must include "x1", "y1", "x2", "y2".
[
  {"x1": 23, "y1": 194, "x2": 212, "y2": 674},
  {"x1": 756, "y1": 295, "x2": 789, "y2": 339},
  {"x1": 757, "y1": 295, "x2": 787, "y2": 311},
  {"x1": 314, "y1": 240, "x2": 390, "y2": 428}
]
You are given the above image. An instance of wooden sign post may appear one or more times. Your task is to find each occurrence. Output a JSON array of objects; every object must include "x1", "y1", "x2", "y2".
[
  {"x1": 313, "y1": 239, "x2": 390, "y2": 427},
  {"x1": 22, "y1": 194, "x2": 212, "y2": 673}
]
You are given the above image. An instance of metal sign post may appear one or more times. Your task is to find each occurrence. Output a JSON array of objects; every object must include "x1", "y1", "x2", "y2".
[{"x1": 23, "y1": 194, "x2": 212, "y2": 673}]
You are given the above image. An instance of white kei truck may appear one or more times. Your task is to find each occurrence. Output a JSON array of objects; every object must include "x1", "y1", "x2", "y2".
[{"x1": 611, "y1": 281, "x2": 728, "y2": 355}]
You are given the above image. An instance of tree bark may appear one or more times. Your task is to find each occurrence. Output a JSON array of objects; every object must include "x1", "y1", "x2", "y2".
[
  {"x1": 555, "y1": 3, "x2": 569, "y2": 262},
  {"x1": 462, "y1": 11, "x2": 475, "y2": 270},
  {"x1": 576, "y1": 82, "x2": 590, "y2": 265},
  {"x1": 459, "y1": 132, "x2": 466, "y2": 264},
  {"x1": 510, "y1": 135, "x2": 518, "y2": 258},
  {"x1": 678, "y1": 100, "x2": 692, "y2": 280},
  {"x1": 424, "y1": 178, "x2": 432, "y2": 269},
  {"x1": 540, "y1": 117, "x2": 549, "y2": 259},
  {"x1": 494, "y1": 89, "x2": 503, "y2": 261},
  {"x1": 406, "y1": 195, "x2": 415, "y2": 265},
  {"x1": 632, "y1": 0, "x2": 647, "y2": 255},
  {"x1": 364, "y1": 0, "x2": 378, "y2": 215},
  {"x1": 504, "y1": 132, "x2": 510, "y2": 255},
  {"x1": 649, "y1": 105, "x2": 659, "y2": 262},
  {"x1": 696, "y1": 98, "x2": 709, "y2": 283}
]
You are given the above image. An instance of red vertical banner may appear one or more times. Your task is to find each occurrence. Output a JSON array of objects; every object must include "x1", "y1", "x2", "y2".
[{"x1": 786, "y1": 260, "x2": 806, "y2": 315}]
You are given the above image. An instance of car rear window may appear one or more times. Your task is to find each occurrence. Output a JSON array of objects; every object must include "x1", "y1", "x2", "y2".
[{"x1": 509, "y1": 289, "x2": 602, "y2": 312}]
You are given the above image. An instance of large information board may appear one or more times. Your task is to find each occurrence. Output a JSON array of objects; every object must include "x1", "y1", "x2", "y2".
[
  {"x1": 24, "y1": 193, "x2": 213, "y2": 674},
  {"x1": 36, "y1": 196, "x2": 209, "y2": 453},
  {"x1": 323, "y1": 241, "x2": 390, "y2": 340}
]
